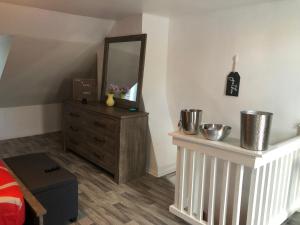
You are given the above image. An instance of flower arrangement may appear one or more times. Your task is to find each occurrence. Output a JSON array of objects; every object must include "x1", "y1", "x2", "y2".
[
  {"x1": 107, "y1": 84, "x2": 119, "y2": 95},
  {"x1": 119, "y1": 86, "x2": 129, "y2": 95},
  {"x1": 119, "y1": 86, "x2": 129, "y2": 99}
]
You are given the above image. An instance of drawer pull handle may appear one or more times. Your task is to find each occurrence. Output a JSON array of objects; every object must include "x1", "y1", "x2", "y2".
[
  {"x1": 70, "y1": 139, "x2": 79, "y2": 146},
  {"x1": 93, "y1": 152, "x2": 104, "y2": 160},
  {"x1": 94, "y1": 137, "x2": 105, "y2": 144},
  {"x1": 69, "y1": 112, "x2": 80, "y2": 118},
  {"x1": 69, "y1": 126, "x2": 79, "y2": 132},
  {"x1": 94, "y1": 121, "x2": 106, "y2": 128}
]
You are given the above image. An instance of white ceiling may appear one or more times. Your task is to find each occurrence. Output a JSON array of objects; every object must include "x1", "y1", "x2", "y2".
[{"x1": 0, "y1": 0, "x2": 278, "y2": 19}]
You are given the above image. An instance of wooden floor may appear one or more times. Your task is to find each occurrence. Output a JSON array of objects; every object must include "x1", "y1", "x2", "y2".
[
  {"x1": 0, "y1": 132, "x2": 299, "y2": 225},
  {"x1": 0, "y1": 132, "x2": 187, "y2": 225}
]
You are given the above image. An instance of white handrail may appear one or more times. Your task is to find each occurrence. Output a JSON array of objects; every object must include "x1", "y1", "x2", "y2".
[
  {"x1": 169, "y1": 131, "x2": 300, "y2": 225},
  {"x1": 170, "y1": 131, "x2": 300, "y2": 168}
]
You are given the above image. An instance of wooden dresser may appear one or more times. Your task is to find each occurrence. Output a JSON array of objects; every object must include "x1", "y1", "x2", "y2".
[{"x1": 63, "y1": 101, "x2": 148, "y2": 183}]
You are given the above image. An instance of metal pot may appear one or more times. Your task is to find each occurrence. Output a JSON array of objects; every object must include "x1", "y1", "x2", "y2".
[
  {"x1": 179, "y1": 109, "x2": 202, "y2": 135},
  {"x1": 240, "y1": 110, "x2": 273, "y2": 151}
]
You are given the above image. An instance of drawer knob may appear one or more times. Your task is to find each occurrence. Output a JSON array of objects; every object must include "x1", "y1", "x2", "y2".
[
  {"x1": 69, "y1": 126, "x2": 79, "y2": 132},
  {"x1": 94, "y1": 121, "x2": 106, "y2": 128},
  {"x1": 93, "y1": 152, "x2": 104, "y2": 160},
  {"x1": 94, "y1": 137, "x2": 105, "y2": 144},
  {"x1": 70, "y1": 139, "x2": 79, "y2": 146},
  {"x1": 69, "y1": 112, "x2": 80, "y2": 118}
]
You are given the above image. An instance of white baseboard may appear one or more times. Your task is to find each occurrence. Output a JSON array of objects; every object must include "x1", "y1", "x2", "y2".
[
  {"x1": 147, "y1": 163, "x2": 176, "y2": 177},
  {"x1": 147, "y1": 167, "x2": 158, "y2": 177}
]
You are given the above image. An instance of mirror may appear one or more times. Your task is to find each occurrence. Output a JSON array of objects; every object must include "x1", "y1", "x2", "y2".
[{"x1": 101, "y1": 34, "x2": 147, "y2": 109}]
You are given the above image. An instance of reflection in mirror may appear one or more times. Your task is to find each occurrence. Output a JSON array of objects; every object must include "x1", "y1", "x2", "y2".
[{"x1": 106, "y1": 41, "x2": 141, "y2": 102}]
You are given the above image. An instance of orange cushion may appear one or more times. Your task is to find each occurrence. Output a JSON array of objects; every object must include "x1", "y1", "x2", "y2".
[{"x1": 0, "y1": 160, "x2": 25, "y2": 225}]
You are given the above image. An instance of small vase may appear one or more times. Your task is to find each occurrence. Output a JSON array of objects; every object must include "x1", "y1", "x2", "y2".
[
  {"x1": 106, "y1": 93, "x2": 115, "y2": 107},
  {"x1": 120, "y1": 93, "x2": 126, "y2": 99}
]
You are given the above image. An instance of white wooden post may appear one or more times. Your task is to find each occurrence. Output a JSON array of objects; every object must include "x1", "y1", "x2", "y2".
[
  {"x1": 198, "y1": 154, "x2": 206, "y2": 222},
  {"x1": 208, "y1": 157, "x2": 217, "y2": 225},
  {"x1": 246, "y1": 168, "x2": 260, "y2": 225},
  {"x1": 174, "y1": 147, "x2": 181, "y2": 208},
  {"x1": 261, "y1": 163, "x2": 274, "y2": 225},
  {"x1": 273, "y1": 158, "x2": 284, "y2": 215},
  {"x1": 178, "y1": 148, "x2": 187, "y2": 211},
  {"x1": 219, "y1": 161, "x2": 231, "y2": 225},
  {"x1": 188, "y1": 150, "x2": 196, "y2": 216},
  {"x1": 256, "y1": 165, "x2": 266, "y2": 224},
  {"x1": 232, "y1": 164, "x2": 244, "y2": 225},
  {"x1": 269, "y1": 159, "x2": 279, "y2": 219},
  {"x1": 289, "y1": 151, "x2": 298, "y2": 208},
  {"x1": 294, "y1": 150, "x2": 300, "y2": 203},
  {"x1": 283, "y1": 154, "x2": 293, "y2": 210}
]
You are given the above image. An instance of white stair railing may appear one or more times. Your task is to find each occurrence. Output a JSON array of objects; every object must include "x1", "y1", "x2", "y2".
[{"x1": 169, "y1": 131, "x2": 300, "y2": 225}]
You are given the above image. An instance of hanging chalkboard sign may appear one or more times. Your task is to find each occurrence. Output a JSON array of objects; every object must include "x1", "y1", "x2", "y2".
[
  {"x1": 226, "y1": 72, "x2": 240, "y2": 96},
  {"x1": 226, "y1": 55, "x2": 240, "y2": 97}
]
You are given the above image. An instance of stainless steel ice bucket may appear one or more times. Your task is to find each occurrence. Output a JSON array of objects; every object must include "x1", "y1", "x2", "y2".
[
  {"x1": 179, "y1": 109, "x2": 202, "y2": 135},
  {"x1": 240, "y1": 110, "x2": 273, "y2": 151}
]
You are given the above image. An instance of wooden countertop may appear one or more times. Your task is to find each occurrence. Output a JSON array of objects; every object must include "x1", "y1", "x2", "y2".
[{"x1": 65, "y1": 100, "x2": 148, "y2": 119}]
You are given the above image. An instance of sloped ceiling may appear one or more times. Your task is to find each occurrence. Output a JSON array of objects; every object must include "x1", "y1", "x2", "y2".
[
  {"x1": 0, "y1": 3, "x2": 114, "y2": 107},
  {"x1": 0, "y1": 0, "x2": 279, "y2": 19},
  {"x1": 0, "y1": 0, "x2": 278, "y2": 107}
]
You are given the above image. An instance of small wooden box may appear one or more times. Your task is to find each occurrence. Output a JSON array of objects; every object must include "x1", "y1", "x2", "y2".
[{"x1": 73, "y1": 78, "x2": 97, "y2": 101}]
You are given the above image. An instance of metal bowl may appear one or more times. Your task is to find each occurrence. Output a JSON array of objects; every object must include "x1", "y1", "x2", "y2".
[{"x1": 199, "y1": 124, "x2": 231, "y2": 141}]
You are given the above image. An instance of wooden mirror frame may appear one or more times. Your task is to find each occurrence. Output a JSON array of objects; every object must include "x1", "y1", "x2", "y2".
[{"x1": 100, "y1": 34, "x2": 147, "y2": 110}]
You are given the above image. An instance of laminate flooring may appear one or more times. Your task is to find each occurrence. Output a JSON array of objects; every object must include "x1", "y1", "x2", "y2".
[
  {"x1": 0, "y1": 133, "x2": 299, "y2": 225},
  {"x1": 0, "y1": 132, "x2": 187, "y2": 225}
]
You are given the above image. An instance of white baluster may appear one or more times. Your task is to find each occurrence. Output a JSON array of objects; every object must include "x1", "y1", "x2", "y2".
[
  {"x1": 256, "y1": 165, "x2": 266, "y2": 225},
  {"x1": 219, "y1": 161, "x2": 231, "y2": 225},
  {"x1": 262, "y1": 163, "x2": 274, "y2": 225},
  {"x1": 198, "y1": 154, "x2": 207, "y2": 221},
  {"x1": 272, "y1": 158, "x2": 283, "y2": 216},
  {"x1": 246, "y1": 168, "x2": 260, "y2": 225},
  {"x1": 289, "y1": 151, "x2": 299, "y2": 208},
  {"x1": 295, "y1": 150, "x2": 300, "y2": 202},
  {"x1": 178, "y1": 148, "x2": 187, "y2": 211},
  {"x1": 269, "y1": 159, "x2": 279, "y2": 219},
  {"x1": 187, "y1": 150, "x2": 196, "y2": 216},
  {"x1": 279, "y1": 155, "x2": 289, "y2": 212},
  {"x1": 232, "y1": 164, "x2": 244, "y2": 225},
  {"x1": 283, "y1": 153, "x2": 293, "y2": 210},
  {"x1": 174, "y1": 146, "x2": 181, "y2": 208},
  {"x1": 275, "y1": 157, "x2": 286, "y2": 214},
  {"x1": 208, "y1": 157, "x2": 217, "y2": 225}
]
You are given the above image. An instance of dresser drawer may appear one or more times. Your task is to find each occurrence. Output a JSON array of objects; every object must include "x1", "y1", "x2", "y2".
[
  {"x1": 65, "y1": 122, "x2": 81, "y2": 134},
  {"x1": 65, "y1": 130, "x2": 115, "y2": 173},
  {"x1": 65, "y1": 135, "x2": 83, "y2": 154},
  {"x1": 64, "y1": 105, "x2": 83, "y2": 119},
  {"x1": 86, "y1": 145, "x2": 115, "y2": 173},
  {"x1": 84, "y1": 112, "x2": 118, "y2": 136},
  {"x1": 84, "y1": 131, "x2": 116, "y2": 156}
]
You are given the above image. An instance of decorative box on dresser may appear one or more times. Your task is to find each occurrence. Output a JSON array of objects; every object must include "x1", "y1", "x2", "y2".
[{"x1": 63, "y1": 100, "x2": 148, "y2": 184}]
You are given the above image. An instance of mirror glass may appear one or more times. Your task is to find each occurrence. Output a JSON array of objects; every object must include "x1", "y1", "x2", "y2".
[{"x1": 105, "y1": 41, "x2": 141, "y2": 102}]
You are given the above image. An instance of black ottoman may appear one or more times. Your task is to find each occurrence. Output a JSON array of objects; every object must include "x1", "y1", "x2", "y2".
[{"x1": 4, "y1": 153, "x2": 78, "y2": 225}]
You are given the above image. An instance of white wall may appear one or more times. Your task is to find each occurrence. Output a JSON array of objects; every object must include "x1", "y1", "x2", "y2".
[
  {"x1": 0, "y1": 104, "x2": 62, "y2": 140},
  {"x1": 142, "y1": 14, "x2": 176, "y2": 176},
  {"x1": 167, "y1": 0, "x2": 300, "y2": 143},
  {"x1": 97, "y1": 14, "x2": 176, "y2": 176}
]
